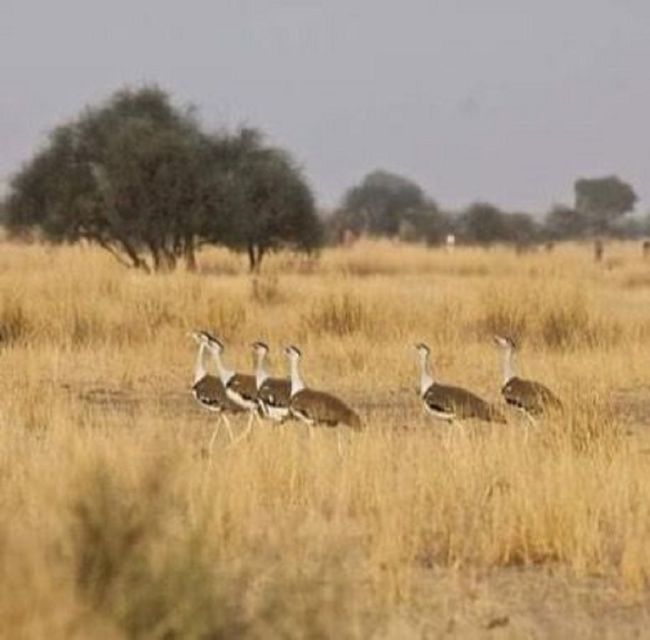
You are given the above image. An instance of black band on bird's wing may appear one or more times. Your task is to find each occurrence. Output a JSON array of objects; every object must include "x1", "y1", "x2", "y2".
[{"x1": 505, "y1": 397, "x2": 526, "y2": 409}]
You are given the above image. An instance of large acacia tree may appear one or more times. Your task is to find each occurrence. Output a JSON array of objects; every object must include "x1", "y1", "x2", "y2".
[
  {"x1": 203, "y1": 129, "x2": 322, "y2": 272},
  {"x1": 5, "y1": 87, "x2": 322, "y2": 272}
]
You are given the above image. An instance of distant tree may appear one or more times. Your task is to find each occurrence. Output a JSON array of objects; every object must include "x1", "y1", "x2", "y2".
[
  {"x1": 5, "y1": 87, "x2": 322, "y2": 273},
  {"x1": 544, "y1": 205, "x2": 589, "y2": 240},
  {"x1": 607, "y1": 213, "x2": 650, "y2": 239},
  {"x1": 574, "y1": 175, "x2": 637, "y2": 232},
  {"x1": 503, "y1": 212, "x2": 541, "y2": 244},
  {"x1": 207, "y1": 129, "x2": 323, "y2": 272},
  {"x1": 399, "y1": 204, "x2": 450, "y2": 245},
  {"x1": 340, "y1": 170, "x2": 426, "y2": 236},
  {"x1": 459, "y1": 202, "x2": 509, "y2": 245}
]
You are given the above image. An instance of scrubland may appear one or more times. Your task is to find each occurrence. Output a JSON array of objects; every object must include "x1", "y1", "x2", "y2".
[{"x1": 1, "y1": 239, "x2": 650, "y2": 638}]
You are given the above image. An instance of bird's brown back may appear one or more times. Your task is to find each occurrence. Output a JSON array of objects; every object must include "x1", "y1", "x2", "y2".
[
  {"x1": 192, "y1": 375, "x2": 244, "y2": 413},
  {"x1": 502, "y1": 377, "x2": 561, "y2": 415},
  {"x1": 291, "y1": 388, "x2": 362, "y2": 430},
  {"x1": 258, "y1": 377, "x2": 291, "y2": 408},
  {"x1": 226, "y1": 373, "x2": 258, "y2": 403},
  {"x1": 424, "y1": 383, "x2": 505, "y2": 423}
]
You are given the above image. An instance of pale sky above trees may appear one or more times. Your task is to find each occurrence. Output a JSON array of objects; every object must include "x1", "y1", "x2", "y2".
[{"x1": 2, "y1": 0, "x2": 650, "y2": 212}]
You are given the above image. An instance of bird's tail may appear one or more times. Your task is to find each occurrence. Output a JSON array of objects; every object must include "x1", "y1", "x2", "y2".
[
  {"x1": 347, "y1": 410, "x2": 364, "y2": 431},
  {"x1": 491, "y1": 405, "x2": 507, "y2": 424}
]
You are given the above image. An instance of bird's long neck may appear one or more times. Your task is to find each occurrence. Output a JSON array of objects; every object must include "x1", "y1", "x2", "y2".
[
  {"x1": 289, "y1": 356, "x2": 305, "y2": 396},
  {"x1": 209, "y1": 347, "x2": 234, "y2": 385},
  {"x1": 193, "y1": 342, "x2": 207, "y2": 384},
  {"x1": 418, "y1": 351, "x2": 434, "y2": 396},
  {"x1": 255, "y1": 352, "x2": 269, "y2": 389},
  {"x1": 502, "y1": 347, "x2": 516, "y2": 384}
]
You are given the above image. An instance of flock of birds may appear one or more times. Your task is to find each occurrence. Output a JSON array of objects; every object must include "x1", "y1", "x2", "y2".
[{"x1": 190, "y1": 331, "x2": 562, "y2": 451}]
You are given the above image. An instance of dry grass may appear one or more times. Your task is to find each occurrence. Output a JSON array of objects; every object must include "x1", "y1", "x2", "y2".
[{"x1": 0, "y1": 239, "x2": 650, "y2": 637}]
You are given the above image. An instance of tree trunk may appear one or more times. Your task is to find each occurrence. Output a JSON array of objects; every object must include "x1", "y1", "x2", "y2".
[
  {"x1": 247, "y1": 244, "x2": 264, "y2": 273},
  {"x1": 120, "y1": 239, "x2": 151, "y2": 273},
  {"x1": 184, "y1": 236, "x2": 197, "y2": 272},
  {"x1": 150, "y1": 246, "x2": 161, "y2": 272},
  {"x1": 154, "y1": 249, "x2": 177, "y2": 272},
  {"x1": 256, "y1": 246, "x2": 266, "y2": 273},
  {"x1": 247, "y1": 243, "x2": 257, "y2": 272}
]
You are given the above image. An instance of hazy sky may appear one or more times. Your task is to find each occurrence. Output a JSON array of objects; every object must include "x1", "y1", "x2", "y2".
[{"x1": 2, "y1": 0, "x2": 650, "y2": 212}]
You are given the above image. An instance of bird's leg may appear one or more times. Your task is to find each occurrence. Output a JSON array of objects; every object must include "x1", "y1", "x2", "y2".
[
  {"x1": 523, "y1": 412, "x2": 538, "y2": 428},
  {"x1": 222, "y1": 414, "x2": 234, "y2": 443},
  {"x1": 336, "y1": 430, "x2": 343, "y2": 459},
  {"x1": 227, "y1": 412, "x2": 255, "y2": 449},
  {"x1": 207, "y1": 415, "x2": 227, "y2": 459},
  {"x1": 451, "y1": 418, "x2": 470, "y2": 446},
  {"x1": 442, "y1": 421, "x2": 453, "y2": 448},
  {"x1": 521, "y1": 411, "x2": 537, "y2": 445},
  {"x1": 242, "y1": 410, "x2": 256, "y2": 437},
  {"x1": 207, "y1": 421, "x2": 220, "y2": 457},
  {"x1": 451, "y1": 418, "x2": 466, "y2": 432}
]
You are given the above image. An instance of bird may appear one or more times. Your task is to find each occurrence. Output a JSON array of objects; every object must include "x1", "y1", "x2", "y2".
[
  {"x1": 189, "y1": 331, "x2": 244, "y2": 450},
  {"x1": 415, "y1": 343, "x2": 505, "y2": 424},
  {"x1": 252, "y1": 341, "x2": 292, "y2": 422},
  {"x1": 199, "y1": 332, "x2": 261, "y2": 444},
  {"x1": 493, "y1": 335, "x2": 562, "y2": 418},
  {"x1": 284, "y1": 345, "x2": 362, "y2": 433}
]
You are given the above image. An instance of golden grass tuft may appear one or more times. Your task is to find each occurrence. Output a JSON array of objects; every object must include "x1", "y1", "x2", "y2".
[{"x1": 301, "y1": 293, "x2": 366, "y2": 336}]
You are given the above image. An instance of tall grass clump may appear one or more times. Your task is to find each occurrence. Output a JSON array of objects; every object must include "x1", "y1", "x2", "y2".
[
  {"x1": 538, "y1": 293, "x2": 622, "y2": 350},
  {"x1": 204, "y1": 301, "x2": 248, "y2": 341},
  {"x1": 474, "y1": 287, "x2": 531, "y2": 341},
  {"x1": 301, "y1": 293, "x2": 366, "y2": 336},
  {"x1": 250, "y1": 275, "x2": 285, "y2": 306},
  {"x1": 0, "y1": 295, "x2": 32, "y2": 345},
  {"x1": 476, "y1": 284, "x2": 622, "y2": 350},
  {"x1": 70, "y1": 459, "x2": 249, "y2": 639},
  {"x1": 68, "y1": 455, "x2": 367, "y2": 638}
]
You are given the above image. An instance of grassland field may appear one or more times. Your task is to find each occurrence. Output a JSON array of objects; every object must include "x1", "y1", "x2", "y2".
[{"x1": 2, "y1": 239, "x2": 650, "y2": 638}]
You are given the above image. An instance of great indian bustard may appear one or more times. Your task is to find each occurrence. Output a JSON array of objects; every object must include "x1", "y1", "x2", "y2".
[
  {"x1": 415, "y1": 343, "x2": 505, "y2": 424},
  {"x1": 252, "y1": 341, "x2": 292, "y2": 422},
  {"x1": 285, "y1": 346, "x2": 362, "y2": 434},
  {"x1": 200, "y1": 332, "x2": 261, "y2": 444},
  {"x1": 189, "y1": 331, "x2": 244, "y2": 451},
  {"x1": 493, "y1": 335, "x2": 562, "y2": 419}
]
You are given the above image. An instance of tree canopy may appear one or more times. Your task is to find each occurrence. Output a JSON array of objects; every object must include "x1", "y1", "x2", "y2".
[
  {"x1": 339, "y1": 170, "x2": 427, "y2": 236},
  {"x1": 5, "y1": 86, "x2": 322, "y2": 272},
  {"x1": 210, "y1": 129, "x2": 322, "y2": 271},
  {"x1": 458, "y1": 202, "x2": 509, "y2": 245},
  {"x1": 574, "y1": 175, "x2": 637, "y2": 232}
]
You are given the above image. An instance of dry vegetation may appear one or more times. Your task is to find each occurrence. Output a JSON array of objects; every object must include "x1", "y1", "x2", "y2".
[{"x1": 1, "y1": 239, "x2": 650, "y2": 638}]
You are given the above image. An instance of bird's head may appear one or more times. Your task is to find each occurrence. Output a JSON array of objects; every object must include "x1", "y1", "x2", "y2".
[
  {"x1": 189, "y1": 330, "x2": 211, "y2": 345},
  {"x1": 494, "y1": 335, "x2": 517, "y2": 350},
  {"x1": 200, "y1": 332, "x2": 224, "y2": 353},
  {"x1": 251, "y1": 340, "x2": 270, "y2": 356},
  {"x1": 284, "y1": 345, "x2": 302, "y2": 360},
  {"x1": 414, "y1": 342, "x2": 430, "y2": 356}
]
